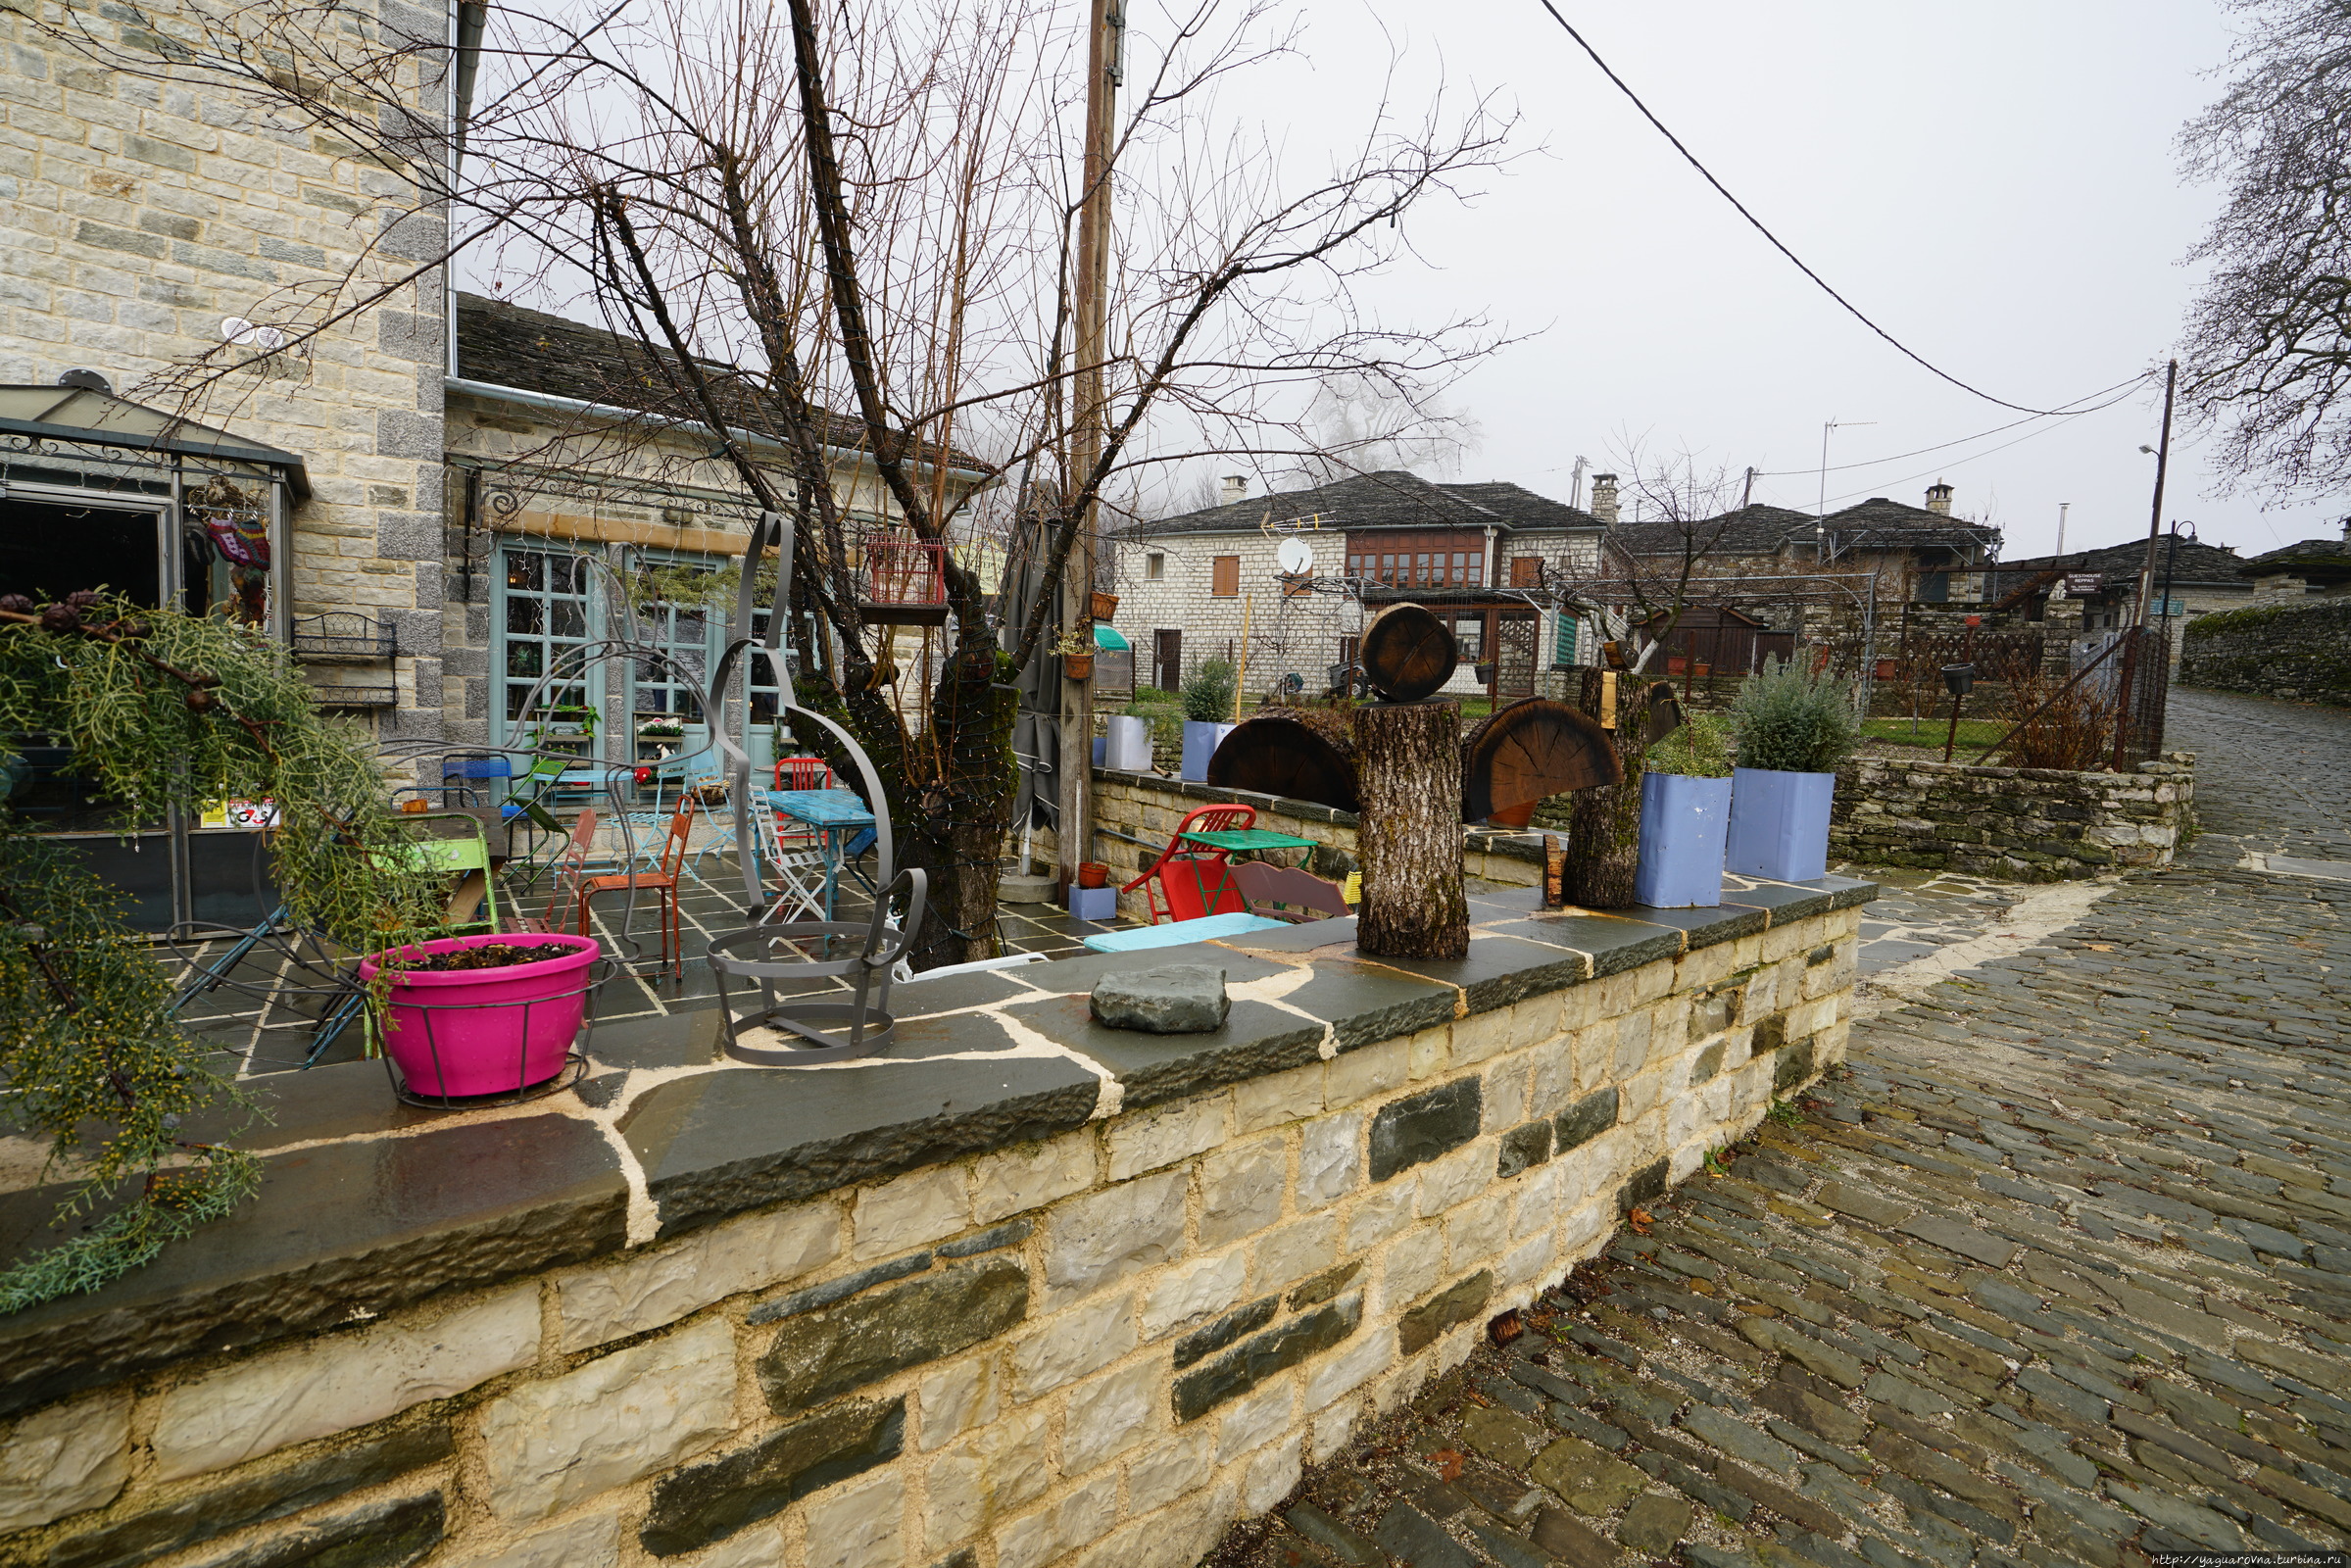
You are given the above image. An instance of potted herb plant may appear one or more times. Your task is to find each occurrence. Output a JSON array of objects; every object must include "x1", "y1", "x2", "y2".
[
  {"x1": 1178, "y1": 658, "x2": 1238, "y2": 781},
  {"x1": 1724, "y1": 655, "x2": 1860, "y2": 882},
  {"x1": 1635, "y1": 710, "x2": 1734, "y2": 906},
  {"x1": 1052, "y1": 629, "x2": 1095, "y2": 681}
]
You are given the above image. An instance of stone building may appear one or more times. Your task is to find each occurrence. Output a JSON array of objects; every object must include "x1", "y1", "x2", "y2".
[
  {"x1": 0, "y1": 0, "x2": 976, "y2": 925},
  {"x1": 1108, "y1": 470, "x2": 1607, "y2": 701},
  {"x1": 2236, "y1": 522, "x2": 2351, "y2": 604},
  {"x1": 1984, "y1": 536, "x2": 2251, "y2": 637},
  {"x1": 1609, "y1": 481, "x2": 2002, "y2": 622}
]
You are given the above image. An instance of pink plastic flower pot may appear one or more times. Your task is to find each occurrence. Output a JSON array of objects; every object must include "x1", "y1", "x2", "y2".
[{"x1": 358, "y1": 933, "x2": 600, "y2": 1098}]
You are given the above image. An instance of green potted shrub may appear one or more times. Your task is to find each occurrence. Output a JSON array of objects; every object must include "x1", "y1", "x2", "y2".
[
  {"x1": 1724, "y1": 655, "x2": 1860, "y2": 882},
  {"x1": 1635, "y1": 710, "x2": 1734, "y2": 906}
]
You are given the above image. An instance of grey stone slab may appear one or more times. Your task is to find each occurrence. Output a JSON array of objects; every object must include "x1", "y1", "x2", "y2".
[
  {"x1": 1610, "y1": 901, "x2": 1771, "y2": 949},
  {"x1": 622, "y1": 1053, "x2": 1100, "y2": 1238},
  {"x1": 1007, "y1": 993, "x2": 1325, "y2": 1110},
  {"x1": 1478, "y1": 913, "x2": 1678, "y2": 977},
  {"x1": 1275, "y1": 963, "x2": 1459, "y2": 1054},
  {"x1": 0, "y1": 1113, "x2": 627, "y2": 1420},
  {"x1": 1370, "y1": 1503, "x2": 1480, "y2": 1568},
  {"x1": 892, "y1": 968, "x2": 1052, "y2": 1016},
  {"x1": 1719, "y1": 881, "x2": 1836, "y2": 924},
  {"x1": 1091, "y1": 963, "x2": 1230, "y2": 1034},
  {"x1": 1362, "y1": 933, "x2": 1602, "y2": 1013}
]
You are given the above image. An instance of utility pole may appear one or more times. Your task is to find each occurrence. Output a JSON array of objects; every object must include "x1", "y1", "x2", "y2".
[
  {"x1": 2131, "y1": 360, "x2": 2178, "y2": 628},
  {"x1": 1740, "y1": 466, "x2": 1757, "y2": 508},
  {"x1": 1815, "y1": 418, "x2": 1873, "y2": 561},
  {"x1": 1056, "y1": 0, "x2": 1120, "y2": 895}
]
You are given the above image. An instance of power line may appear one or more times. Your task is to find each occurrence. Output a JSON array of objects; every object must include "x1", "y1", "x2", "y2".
[
  {"x1": 1530, "y1": 1, "x2": 2149, "y2": 418},
  {"x1": 1761, "y1": 407, "x2": 2100, "y2": 513},
  {"x1": 1752, "y1": 373, "x2": 2152, "y2": 478}
]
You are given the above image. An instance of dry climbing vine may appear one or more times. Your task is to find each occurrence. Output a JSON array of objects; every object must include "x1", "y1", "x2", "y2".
[{"x1": 0, "y1": 592, "x2": 441, "y2": 1312}]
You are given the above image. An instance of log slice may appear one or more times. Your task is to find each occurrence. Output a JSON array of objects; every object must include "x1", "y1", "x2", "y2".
[{"x1": 1353, "y1": 698, "x2": 1468, "y2": 958}]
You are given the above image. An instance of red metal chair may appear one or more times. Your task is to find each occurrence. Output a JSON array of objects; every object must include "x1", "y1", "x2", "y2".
[
  {"x1": 562, "y1": 798, "x2": 695, "y2": 976},
  {"x1": 1122, "y1": 804, "x2": 1257, "y2": 923},
  {"x1": 774, "y1": 755, "x2": 836, "y2": 791}
]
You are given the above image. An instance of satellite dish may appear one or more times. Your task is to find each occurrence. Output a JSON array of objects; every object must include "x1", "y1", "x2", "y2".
[
  {"x1": 220, "y1": 318, "x2": 287, "y2": 351},
  {"x1": 1276, "y1": 538, "x2": 1314, "y2": 575}
]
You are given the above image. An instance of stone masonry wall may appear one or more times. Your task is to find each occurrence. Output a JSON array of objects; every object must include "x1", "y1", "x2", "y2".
[
  {"x1": 1830, "y1": 753, "x2": 2195, "y2": 881},
  {"x1": 2180, "y1": 599, "x2": 2351, "y2": 708},
  {"x1": 0, "y1": 908, "x2": 1859, "y2": 1568}
]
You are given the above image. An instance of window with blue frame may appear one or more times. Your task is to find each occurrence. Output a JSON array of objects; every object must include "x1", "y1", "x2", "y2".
[{"x1": 499, "y1": 547, "x2": 598, "y2": 754}]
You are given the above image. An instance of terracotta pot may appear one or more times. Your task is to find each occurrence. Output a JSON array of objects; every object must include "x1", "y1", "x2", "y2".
[
  {"x1": 1063, "y1": 652, "x2": 1095, "y2": 680},
  {"x1": 1692, "y1": 662, "x2": 1712, "y2": 679},
  {"x1": 1090, "y1": 591, "x2": 1119, "y2": 622},
  {"x1": 1077, "y1": 861, "x2": 1111, "y2": 889}
]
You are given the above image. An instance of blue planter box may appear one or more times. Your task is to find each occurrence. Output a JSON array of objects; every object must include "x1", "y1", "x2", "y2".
[
  {"x1": 1180, "y1": 721, "x2": 1221, "y2": 782},
  {"x1": 1726, "y1": 766, "x2": 1837, "y2": 882},
  {"x1": 1635, "y1": 772, "x2": 1732, "y2": 907},
  {"x1": 1067, "y1": 885, "x2": 1118, "y2": 921}
]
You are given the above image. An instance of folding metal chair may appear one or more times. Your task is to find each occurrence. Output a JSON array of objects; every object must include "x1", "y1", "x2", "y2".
[
  {"x1": 753, "y1": 803, "x2": 832, "y2": 927},
  {"x1": 1122, "y1": 804, "x2": 1258, "y2": 923}
]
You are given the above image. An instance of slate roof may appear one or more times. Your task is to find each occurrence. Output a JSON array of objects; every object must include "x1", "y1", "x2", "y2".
[
  {"x1": 1123, "y1": 470, "x2": 1601, "y2": 538},
  {"x1": 2237, "y1": 534, "x2": 2351, "y2": 581},
  {"x1": 1989, "y1": 538, "x2": 2247, "y2": 593},
  {"x1": 1611, "y1": 504, "x2": 1815, "y2": 559},
  {"x1": 453, "y1": 293, "x2": 988, "y2": 471},
  {"x1": 1613, "y1": 496, "x2": 1998, "y2": 561}
]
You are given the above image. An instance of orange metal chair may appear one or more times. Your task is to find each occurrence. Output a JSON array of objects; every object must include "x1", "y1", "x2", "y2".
[
  {"x1": 561, "y1": 798, "x2": 695, "y2": 976},
  {"x1": 1121, "y1": 804, "x2": 1257, "y2": 923}
]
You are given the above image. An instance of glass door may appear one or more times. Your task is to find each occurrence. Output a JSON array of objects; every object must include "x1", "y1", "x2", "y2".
[
  {"x1": 629, "y1": 559, "x2": 720, "y2": 769},
  {"x1": 495, "y1": 545, "x2": 603, "y2": 764}
]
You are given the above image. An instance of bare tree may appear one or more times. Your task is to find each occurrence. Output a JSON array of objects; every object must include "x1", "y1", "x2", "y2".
[
  {"x1": 1556, "y1": 440, "x2": 1747, "y2": 674},
  {"x1": 1273, "y1": 371, "x2": 1484, "y2": 489},
  {"x1": 2176, "y1": 0, "x2": 2351, "y2": 498},
  {"x1": 37, "y1": 0, "x2": 1519, "y2": 966}
]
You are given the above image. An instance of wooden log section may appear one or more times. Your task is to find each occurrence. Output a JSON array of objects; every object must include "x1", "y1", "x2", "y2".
[
  {"x1": 1204, "y1": 708, "x2": 1360, "y2": 813},
  {"x1": 1353, "y1": 698, "x2": 1468, "y2": 959},
  {"x1": 1460, "y1": 698, "x2": 1623, "y2": 828},
  {"x1": 1358, "y1": 603, "x2": 1457, "y2": 703},
  {"x1": 1562, "y1": 669, "x2": 1656, "y2": 909},
  {"x1": 1642, "y1": 682, "x2": 1685, "y2": 747}
]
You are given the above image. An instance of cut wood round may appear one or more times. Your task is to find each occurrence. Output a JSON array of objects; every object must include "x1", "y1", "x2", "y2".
[
  {"x1": 1562, "y1": 669, "x2": 1656, "y2": 909},
  {"x1": 1204, "y1": 708, "x2": 1359, "y2": 812},
  {"x1": 1641, "y1": 682, "x2": 1686, "y2": 748},
  {"x1": 1352, "y1": 699, "x2": 1468, "y2": 959},
  {"x1": 1358, "y1": 603, "x2": 1457, "y2": 703},
  {"x1": 1460, "y1": 698, "x2": 1623, "y2": 827}
]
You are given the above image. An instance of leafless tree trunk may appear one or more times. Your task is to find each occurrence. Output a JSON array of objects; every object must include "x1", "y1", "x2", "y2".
[
  {"x1": 1352, "y1": 699, "x2": 1467, "y2": 958},
  {"x1": 1562, "y1": 668, "x2": 1653, "y2": 908}
]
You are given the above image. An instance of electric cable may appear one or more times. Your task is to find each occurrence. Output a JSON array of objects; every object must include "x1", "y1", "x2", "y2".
[
  {"x1": 1750, "y1": 373, "x2": 2153, "y2": 478},
  {"x1": 1531, "y1": 1, "x2": 2149, "y2": 417}
]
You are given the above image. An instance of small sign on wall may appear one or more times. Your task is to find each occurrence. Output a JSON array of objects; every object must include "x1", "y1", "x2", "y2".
[{"x1": 199, "y1": 799, "x2": 281, "y2": 830}]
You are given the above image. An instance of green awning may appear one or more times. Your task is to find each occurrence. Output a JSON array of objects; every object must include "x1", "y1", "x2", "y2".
[{"x1": 1093, "y1": 622, "x2": 1131, "y2": 652}]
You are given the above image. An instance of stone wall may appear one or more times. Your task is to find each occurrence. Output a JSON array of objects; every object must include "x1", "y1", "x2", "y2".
[
  {"x1": 2180, "y1": 600, "x2": 2351, "y2": 708},
  {"x1": 1829, "y1": 754, "x2": 2194, "y2": 880},
  {"x1": 0, "y1": 879, "x2": 1868, "y2": 1568},
  {"x1": 1046, "y1": 767, "x2": 1546, "y2": 920}
]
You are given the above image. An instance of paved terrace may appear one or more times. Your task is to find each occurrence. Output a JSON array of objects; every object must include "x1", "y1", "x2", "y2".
[{"x1": 1210, "y1": 690, "x2": 2351, "y2": 1568}]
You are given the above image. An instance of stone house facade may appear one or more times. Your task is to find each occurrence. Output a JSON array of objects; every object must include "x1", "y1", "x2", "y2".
[
  {"x1": 1110, "y1": 471, "x2": 1607, "y2": 702},
  {"x1": 2236, "y1": 523, "x2": 2351, "y2": 605}
]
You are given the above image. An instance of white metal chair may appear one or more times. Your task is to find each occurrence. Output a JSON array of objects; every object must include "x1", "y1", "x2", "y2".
[{"x1": 752, "y1": 804, "x2": 831, "y2": 927}]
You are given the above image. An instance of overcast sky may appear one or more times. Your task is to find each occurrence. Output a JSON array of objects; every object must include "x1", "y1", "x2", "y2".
[{"x1": 1247, "y1": 0, "x2": 2333, "y2": 563}]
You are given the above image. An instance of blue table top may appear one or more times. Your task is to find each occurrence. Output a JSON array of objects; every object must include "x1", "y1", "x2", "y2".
[
  {"x1": 761, "y1": 788, "x2": 877, "y2": 828},
  {"x1": 1082, "y1": 912, "x2": 1287, "y2": 953}
]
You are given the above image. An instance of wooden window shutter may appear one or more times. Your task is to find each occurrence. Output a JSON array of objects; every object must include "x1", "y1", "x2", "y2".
[
  {"x1": 1510, "y1": 556, "x2": 1542, "y2": 587},
  {"x1": 1211, "y1": 556, "x2": 1240, "y2": 597}
]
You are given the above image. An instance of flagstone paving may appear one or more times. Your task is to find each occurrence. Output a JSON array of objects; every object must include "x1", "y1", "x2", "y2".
[{"x1": 1209, "y1": 692, "x2": 2351, "y2": 1568}]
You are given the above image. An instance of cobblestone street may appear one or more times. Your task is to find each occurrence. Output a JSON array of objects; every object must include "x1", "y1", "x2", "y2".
[{"x1": 1209, "y1": 691, "x2": 2351, "y2": 1568}]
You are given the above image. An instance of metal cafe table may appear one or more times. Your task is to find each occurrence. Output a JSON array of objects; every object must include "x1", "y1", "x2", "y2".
[
  {"x1": 1168, "y1": 825, "x2": 1319, "y2": 918},
  {"x1": 759, "y1": 788, "x2": 878, "y2": 917}
]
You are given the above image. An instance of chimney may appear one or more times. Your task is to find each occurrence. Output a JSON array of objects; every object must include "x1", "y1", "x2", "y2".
[
  {"x1": 1221, "y1": 475, "x2": 1248, "y2": 506},
  {"x1": 1591, "y1": 472, "x2": 1619, "y2": 527},
  {"x1": 1925, "y1": 481, "x2": 1953, "y2": 515}
]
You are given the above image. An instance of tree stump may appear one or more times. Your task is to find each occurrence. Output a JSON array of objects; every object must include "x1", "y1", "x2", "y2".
[
  {"x1": 1562, "y1": 670, "x2": 1657, "y2": 909},
  {"x1": 1359, "y1": 604, "x2": 1457, "y2": 702},
  {"x1": 1461, "y1": 698, "x2": 1622, "y2": 827},
  {"x1": 1354, "y1": 698, "x2": 1468, "y2": 958},
  {"x1": 1204, "y1": 707, "x2": 1359, "y2": 811}
]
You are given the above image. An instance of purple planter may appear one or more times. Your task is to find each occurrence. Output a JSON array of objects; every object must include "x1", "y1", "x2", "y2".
[
  {"x1": 1726, "y1": 766, "x2": 1837, "y2": 882},
  {"x1": 1635, "y1": 772, "x2": 1731, "y2": 907}
]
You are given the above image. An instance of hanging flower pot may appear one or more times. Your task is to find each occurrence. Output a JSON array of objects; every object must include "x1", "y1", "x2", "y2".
[
  {"x1": 1473, "y1": 662, "x2": 1495, "y2": 685},
  {"x1": 359, "y1": 934, "x2": 602, "y2": 1102},
  {"x1": 1062, "y1": 651, "x2": 1095, "y2": 680},
  {"x1": 1090, "y1": 590, "x2": 1120, "y2": 622}
]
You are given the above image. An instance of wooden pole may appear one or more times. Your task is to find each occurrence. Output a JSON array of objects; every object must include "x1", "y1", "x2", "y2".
[
  {"x1": 1353, "y1": 699, "x2": 1468, "y2": 958},
  {"x1": 1562, "y1": 667, "x2": 1651, "y2": 908},
  {"x1": 1054, "y1": 0, "x2": 1118, "y2": 893},
  {"x1": 1233, "y1": 592, "x2": 1252, "y2": 720}
]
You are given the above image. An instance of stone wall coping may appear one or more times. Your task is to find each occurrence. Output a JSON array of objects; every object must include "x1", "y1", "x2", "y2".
[
  {"x1": 0, "y1": 872, "x2": 1870, "y2": 1420},
  {"x1": 1842, "y1": 752, "x2": 2195, "y2": 785}
]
